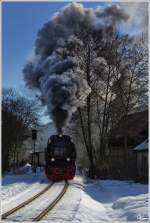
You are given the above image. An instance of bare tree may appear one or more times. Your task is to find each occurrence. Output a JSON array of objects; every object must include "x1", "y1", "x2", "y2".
[
  {"x1": 64, "y1": 29, "x2": 148, "y2": 178},
  {"x1": 109, "y1": 37, "x2": 148, "y2": 173},
  {"x1": 2, "y1": 88, "x2": 39, "y2": 172}
]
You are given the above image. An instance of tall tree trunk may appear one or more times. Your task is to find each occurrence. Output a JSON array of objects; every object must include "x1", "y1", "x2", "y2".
[
  {"x1": 85, "y1": 44, "x2": 97, "y2": 177},
  {"x1": 123, "y1": 115, "x2": 128, "y2": 177},
  {"x1": 78, "y1": 108, "x2": 96, "y2": 177},
  {"x1": 2, "y1": 146, "x2": 9, "y2": 173},
  {"x1": 16, "y1": 152, "x2": 19, "y2": 167},
  {"x1": 99, "y1": 66, "x2": 110, "y2": 160},
  {"x1": 123, "y1": 72, "x2": 134, "y2": 176}
]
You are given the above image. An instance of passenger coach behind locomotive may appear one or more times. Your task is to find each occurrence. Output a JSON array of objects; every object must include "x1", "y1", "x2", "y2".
[{"x1": 45, "y1": 134, "x2": 76, "y2": 180}]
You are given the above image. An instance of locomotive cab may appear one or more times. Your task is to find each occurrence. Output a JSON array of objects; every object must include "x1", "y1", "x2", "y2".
[{"x1": 45, "y1": 134, "x2": 76, "y2": 180}]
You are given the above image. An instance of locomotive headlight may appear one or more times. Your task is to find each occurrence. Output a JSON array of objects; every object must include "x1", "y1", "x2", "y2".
[
  {"x1": 51, "y1": 158, "x2": 55, "y2": 162},
  {"x1": 66, "y1": 157, "x2": 71, "y2": 162}
]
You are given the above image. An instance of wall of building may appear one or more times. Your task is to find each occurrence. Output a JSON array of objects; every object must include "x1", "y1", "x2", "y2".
[
  {"x1": 106, "y1": 146, "x2": 137, "y2": 179},
  {"x1": 136, "y1": 152, "x2": 148, "y2": 182}
]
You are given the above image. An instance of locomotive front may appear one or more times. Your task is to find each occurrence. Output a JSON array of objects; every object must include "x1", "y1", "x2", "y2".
[{"x1": 45, "y1": 134, "x2": 76, "y2": 180}]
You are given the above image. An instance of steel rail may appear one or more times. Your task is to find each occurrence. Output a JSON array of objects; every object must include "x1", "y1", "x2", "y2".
[
  {"x1": 33, "y1": 180, "x2": 69, "y2": 221},
  {"x1": 2, "y1": 182, "x2": 54, "y2": 219}
]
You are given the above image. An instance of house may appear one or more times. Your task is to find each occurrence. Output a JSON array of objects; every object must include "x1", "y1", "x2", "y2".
[
  {"x1": 109, "y1": 110, "x2": 148, "y2": 145},
  {"x1": 108, "y1": 110, "x2": 148, "y2": 179},
  {"x1": 133, "y1": 139, "x2": 148, "y2": 182}
]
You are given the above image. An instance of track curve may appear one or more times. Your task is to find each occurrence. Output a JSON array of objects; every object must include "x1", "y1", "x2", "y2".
[
  {"x1": 2, "y1": 181, "x2": 69, "y2": 222},
  {"x1": 33, "y1": 180, "x2": 69, "y2": 221},
  {"x1": 2, "y1": 182, "x2": 53, "y2": 220}
]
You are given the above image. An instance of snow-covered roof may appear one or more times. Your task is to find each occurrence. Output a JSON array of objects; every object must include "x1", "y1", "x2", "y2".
[{"x1": 133, "y1": 139, "x2": 148, "y2": 151}]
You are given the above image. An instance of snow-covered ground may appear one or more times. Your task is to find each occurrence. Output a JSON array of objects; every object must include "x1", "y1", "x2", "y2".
[
  {"x1": 75, "y1": 178, "x2": 149, "y2": 222},
  {"x1": 2, "y1": 167, "x2": 149, "y2": 222},
  {"x1": 2, "y1": 165, "x2": 47, "y2": 201}
]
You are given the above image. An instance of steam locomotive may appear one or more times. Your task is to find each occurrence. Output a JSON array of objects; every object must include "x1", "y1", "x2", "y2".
[{"x1": 45, "y1": 134, "x2": 76, "y2": 180}]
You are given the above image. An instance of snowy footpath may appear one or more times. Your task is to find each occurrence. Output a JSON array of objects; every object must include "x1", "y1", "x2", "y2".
[{"x1": 2, "y1": 167, "x2": 149, "y2": 223}]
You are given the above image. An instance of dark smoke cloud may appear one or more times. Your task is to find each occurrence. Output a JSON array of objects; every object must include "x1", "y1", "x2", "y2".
[
  {"x1": 116, "y1": 2, "x2": 148, "y2": 37},
  {"x1": 96, "y1": 4, "x2": 128, "y2": 25},
  {"x1": 23, "y1": 2, "x2": 128, "y2": 132}
]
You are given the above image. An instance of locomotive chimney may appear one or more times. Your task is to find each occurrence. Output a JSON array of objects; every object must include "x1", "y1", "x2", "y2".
[{"x1": 57, "y1": 126, "x2": 63, "y2": 136}]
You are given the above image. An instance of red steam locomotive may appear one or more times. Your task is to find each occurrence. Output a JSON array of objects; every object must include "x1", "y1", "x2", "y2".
[{"x1": 45, "y1": 134, "x2": 76, "y2": 180}]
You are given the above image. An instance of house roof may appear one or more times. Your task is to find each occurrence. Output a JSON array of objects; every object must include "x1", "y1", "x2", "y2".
[{"x1": 133, "y1": 139, "x2": 148, "y2": 152}]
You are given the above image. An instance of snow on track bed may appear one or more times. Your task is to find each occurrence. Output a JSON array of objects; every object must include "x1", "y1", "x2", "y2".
[
  {"x1": 2, "y1": 168, "x2": 47, "y2": 201},
  {"x1": 43, "y1": 181, "x2": 81, "y2": 222},
  {"x1": 2, "y1": 183, "x2": 53, "y2": 218},
  {"x1": 2, "y1": 173, "x2": 148, "y2": 223},
  {"x1": 2, "y1": 174, "x2": 39, "y2": 201},
  {"x1": 4, "y1": 181, "x2": 66, "y2": 222},
  {"x1": 1, "y1": 172, "x2": 48, "y2": 213}
]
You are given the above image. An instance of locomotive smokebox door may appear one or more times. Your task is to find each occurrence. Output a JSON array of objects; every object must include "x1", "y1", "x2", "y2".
[{"x1": 32, "y1": 129, "x2": 37, "y2": 140}]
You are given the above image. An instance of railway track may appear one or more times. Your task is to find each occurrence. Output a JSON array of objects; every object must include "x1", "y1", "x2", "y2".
[
  {"x1": 2, "y1": 182, "x2": 54, "y2": 219},
  {"x1": 33, "y1": 180, "x2": 68, "y2": 221},
  {"x1": 2, "y1": 180, "x2": 69, "y2": 221}
]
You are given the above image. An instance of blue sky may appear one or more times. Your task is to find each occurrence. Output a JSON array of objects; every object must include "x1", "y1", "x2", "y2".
[
  {"x1": 2, "y1": 2, "x2": 107, "y2": 125},
  {"x1": 3, "y1": 1, "x2": 147, "y2": 93},
  {"x1": 2, "y1": 2, "x2": 147, "y2": 124},
  {"x1": 2, "y1": 1, "x2": 106, "y2": 93}
]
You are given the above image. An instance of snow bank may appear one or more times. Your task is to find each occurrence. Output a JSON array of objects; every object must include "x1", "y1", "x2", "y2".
[
  {"x1": 112, "y1": 194, "x2": 148, "y2": 221},
  {"x1": 74, "y1": 189, "x2": 110, "y2": 222},
  {"x1": 97, "y1": 180, "x2": 148, "y2": 200},
  {"x1": 2, "y1": 174, "x2": 149, "y2": 222},
  {"x1": 14, "y1": 163, "x2": 32, "y2": 174},
  {"x1": 70, "y1": 178, "x2": 149, "y2": 222},
  {"x1": 96, "y1": 180, "x2": 148, "y2": 222},
  {"x1": 2, "y1": 168, "x2": 47, "y2": 201}
]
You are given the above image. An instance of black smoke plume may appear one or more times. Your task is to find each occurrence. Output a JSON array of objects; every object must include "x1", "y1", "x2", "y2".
[{"x1": 23, "y1": 3, "x2": 128, "y2": 133}]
